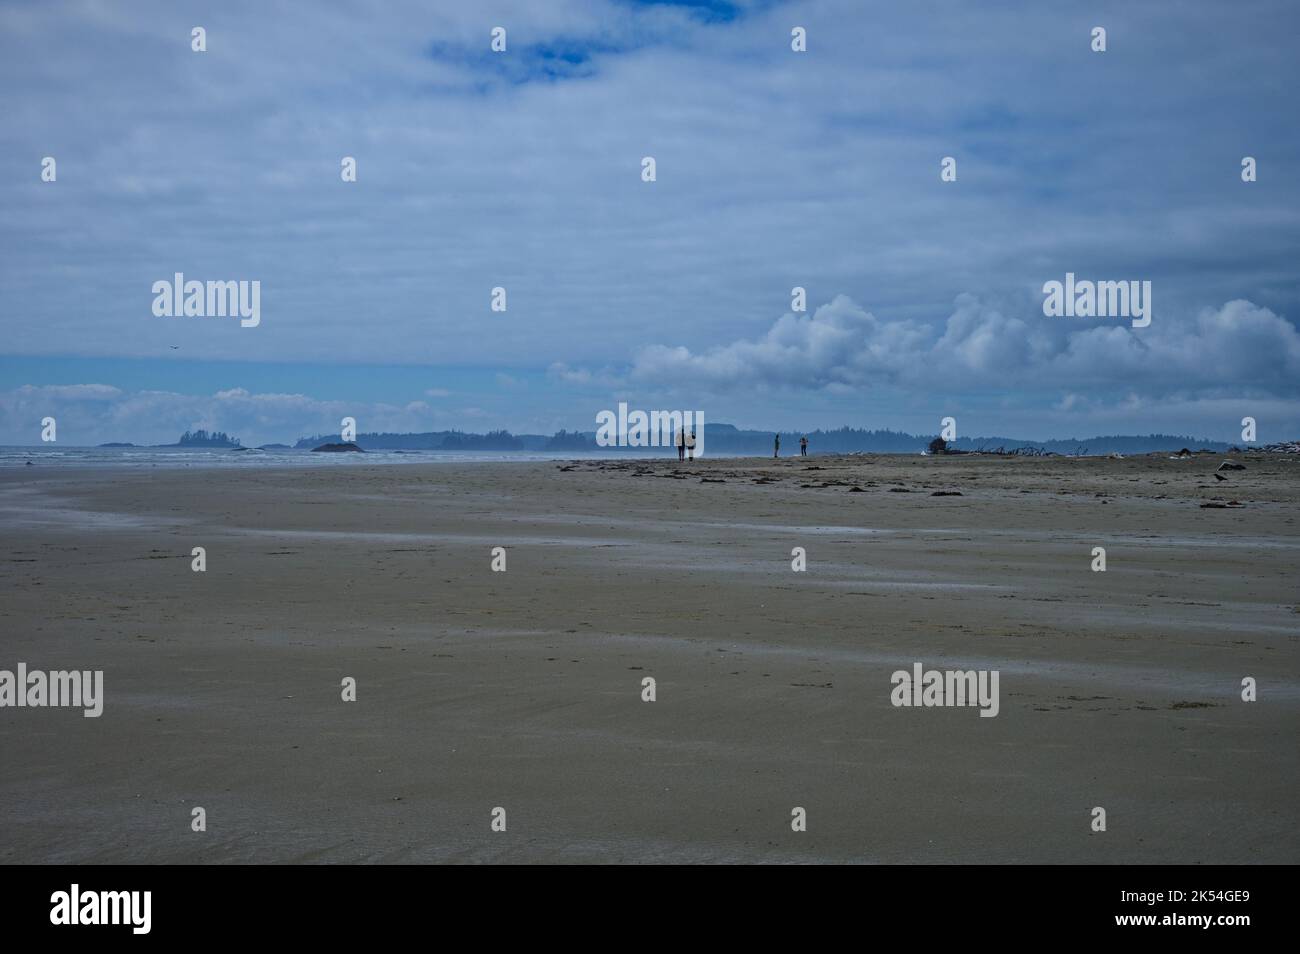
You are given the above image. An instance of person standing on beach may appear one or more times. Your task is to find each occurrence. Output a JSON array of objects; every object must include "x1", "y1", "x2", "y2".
[
  {"x1": 800, "y1": 435, "x2": 808, "y2": 457},
  {"x1": 686, "y1": 429, "x2": 696, "y2": 461},
  {"x1": 774, "y1": 434, "x2": 781, "y2": 458},
  {"x1": 676, "y1": 427, "x2": 685, "y2": 461}
]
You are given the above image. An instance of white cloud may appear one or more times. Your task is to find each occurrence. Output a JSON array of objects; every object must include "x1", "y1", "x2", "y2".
[
  {"x1": 2, "y1": 1, "x2": 1298, "y2": 440},
  {"x1": 621, "y1": 295, "x2": 1300, "y2": 398},
  {"x1": 0, "y1": 384, "x2": 478, "y2": 446},
  {"x1": 630, "y1": 295, "x2": 929, "y2": 390},
  {"x1": 3, "y1": 0, "x2": 1296, "y2": 378},
  {"x1": 547, "y1": 361, "x2": 621, "y2": 387}
]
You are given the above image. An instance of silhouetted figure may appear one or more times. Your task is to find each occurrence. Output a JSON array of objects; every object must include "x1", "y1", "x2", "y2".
[
  {"x1": 676, "y1": 427, "x2": 685, "y2": 461},
  {"x1": 800, "y1": 435, "x2": 808, "y2": 456},
  {"x1": 686, "y1": 430, "x2": 696, "y2": 461},
  {"x1": 773, "y1": 434, "x2": 781, "y2": 458}
]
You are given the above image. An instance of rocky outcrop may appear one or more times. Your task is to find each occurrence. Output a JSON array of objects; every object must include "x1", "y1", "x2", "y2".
[{"x1": 311, "y1": 442, "x2": 364, "y2": 453}]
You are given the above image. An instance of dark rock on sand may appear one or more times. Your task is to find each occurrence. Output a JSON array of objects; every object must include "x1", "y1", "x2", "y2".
[{"x1": 312, "y1": 442, "x2": 364, "y2": 453}]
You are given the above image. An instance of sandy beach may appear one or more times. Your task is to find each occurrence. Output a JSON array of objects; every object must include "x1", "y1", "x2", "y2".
[{"x1": 1, "y1": 453, "x2": 1297, "y2": 864}]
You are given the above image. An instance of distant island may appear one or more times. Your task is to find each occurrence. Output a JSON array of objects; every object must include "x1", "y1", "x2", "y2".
[
  {"x1": 311, "y1": 442, "x2": 363, "y2": 453},
  {"x1": 290, "y1": 425, "x2": 1233, "y2": 457},
  {"x1": 295, "y1": 429, "x2": 528, "y2": 451},
  {"x1": 169, "y1": 429, "x2": 242, "y2": 448}
]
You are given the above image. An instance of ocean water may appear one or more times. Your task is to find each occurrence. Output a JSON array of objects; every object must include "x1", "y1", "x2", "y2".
[{"x1": 0, "y1": 445, "x2": 675, "y2": 470}]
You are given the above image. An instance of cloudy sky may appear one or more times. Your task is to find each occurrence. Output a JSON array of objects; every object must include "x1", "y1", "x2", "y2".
[{"x1": 2, "y1": 0, "x2": 1298, "y2": 445}]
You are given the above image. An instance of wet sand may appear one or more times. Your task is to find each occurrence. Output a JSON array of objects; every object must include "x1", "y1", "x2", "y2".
[{"x1": 1, "y1": 452, "x2": 1297, "y2": 863}]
